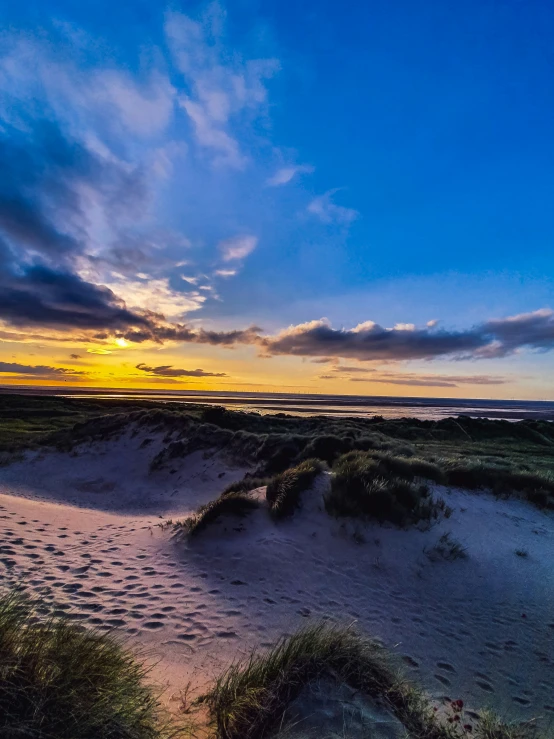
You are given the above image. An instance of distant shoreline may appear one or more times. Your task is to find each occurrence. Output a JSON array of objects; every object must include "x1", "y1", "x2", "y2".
[{"x1": 1, "y1": 385, "x2": 554, "y2": 421}]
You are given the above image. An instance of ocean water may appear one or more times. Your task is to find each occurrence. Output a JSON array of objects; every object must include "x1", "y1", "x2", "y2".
[{"x1": 58, "y1": 389, "x2": 554, "y2": 421}]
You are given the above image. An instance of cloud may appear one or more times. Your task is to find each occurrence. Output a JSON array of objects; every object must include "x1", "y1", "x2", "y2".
[
  {"x1": 95, "y1": 70, "x2": 176, "y2": 137},
  {"x1": 166, "y1": 7, "x2": 280, "y2": 168},
  {"x1": 0, "y1": 361, "x2": 85, "y2": 379},
  {"x1": 0, "y1": 260, "x2": 153, "y2": 332},
  {"x1": 180, "y1": 98, "x2": 245, "y2": 168},
  {"x1": 347, "y1": 376, "x2": 456, "y2": 387},
  {"x1": 267, "y1": 164, "x2": 314, "y2": 186},
  {"x1": 0, "y1": 29, "x2": 210, "y2": 335},
  {"x1": 307, "y1": 189, "x2": 359, "y2": 225},
  {"x1": 219, "y1": 235, "x2": 258, "y2": 262},
  {"x1": 481, "y1": 309, "x2": 554, "y2": 355},
  {"x1": 135, "y1": 363, "x2": 227, "y2": 378},
  {"x1": 331, "y1": 365, "x2": 375, "y2": 373},
  {"x1": 320, "y1": 363, "x2": 507, "y2": 387},
  {"x1": 214, "y1": 268, "x2": 238, "y2": 278},
  {"x1": 258, "y1": 310, "x2": 554, "y2": 362},
  {"x1": 347, "y1": 373, "x2": 507, "y2": 388},
  {"x1": 260, "y1": 318, "x2": 484, "y2": 362}
]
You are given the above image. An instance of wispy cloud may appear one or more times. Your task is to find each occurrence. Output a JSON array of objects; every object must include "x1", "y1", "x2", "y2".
[
  {"x1": 267, "y1": 164, "x2": 314, "y2": 186},
  {"x1": 318, "y1": 362, "x2": 508, "y2": 387},
  {"x1": 307, "y1": 189, "x2": 359, "y2": 225},
  {"x1": 219, "y1": 235, "x2": 258, "y2": 262},
  {"x1": 166, "y1": 6, "x2": 280, "y2": 169},
  {"x1": 93, "y1": 70, "x2": 176, "y2": 137},
  {"x1": 347, "y1": 373, "x2": 507, "y2": 388}
]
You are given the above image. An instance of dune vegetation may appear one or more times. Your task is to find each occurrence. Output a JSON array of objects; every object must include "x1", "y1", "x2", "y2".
[
  {"x1": 265, "y1": 458, "x2": 325, "y2": 519},
  {"x1": 203, "y1": 622, "x2": 534, "y2": 739},
  {"x1": 0, "y1": 591, "x2": 182, "y2": 739},
  {"x1": 0, "y1": 591, "x2": 536, "y2": 739},
  {"x1": 2, "y1": 394, "x2": 553, "y2": 508},
  {"x1": 325, "y1": 451, "x2": 441, "y2": 525},
  {"x1": 173, "y1": 491, "x2": 260, "y2": 538}
]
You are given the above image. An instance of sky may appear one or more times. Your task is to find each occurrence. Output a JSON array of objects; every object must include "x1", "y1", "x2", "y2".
[{"x1": 0, "y1": 0, "x2": 553, "y2": 398}]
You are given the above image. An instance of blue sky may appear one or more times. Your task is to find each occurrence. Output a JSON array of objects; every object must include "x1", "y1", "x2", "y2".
[{"x1": 0, "y1": 0, "x2": 553, "y2": 396}]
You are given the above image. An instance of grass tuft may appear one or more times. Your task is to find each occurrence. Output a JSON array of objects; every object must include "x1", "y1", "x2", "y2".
[
  {"x1": 265, "y1": 458, "x2": 325, "y2": 519},
  {"x1": 204, "y1": 622, "x2": 526, "y2": 739},
  {"x1": 222, "y1": 476, "x2": 270, "y2": 496},
  {"x1": 0, "y1": 590, "x2": 180, "y2": 739},
  {"x1": 175, "y1": 492, "x2": 260, "y2": 538},
  {"x1": 326, "y1": 452, "x2": 439, "y2": 526}
]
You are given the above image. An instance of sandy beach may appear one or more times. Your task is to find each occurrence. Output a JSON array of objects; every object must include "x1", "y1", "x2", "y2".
[{"x1": 0, "y1": 419, "x2": 553, "y2": 733}]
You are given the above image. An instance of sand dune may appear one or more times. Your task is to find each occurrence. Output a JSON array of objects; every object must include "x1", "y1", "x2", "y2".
[{"x1": 0, "y1": 425, "x2": 553, "y2": 730}]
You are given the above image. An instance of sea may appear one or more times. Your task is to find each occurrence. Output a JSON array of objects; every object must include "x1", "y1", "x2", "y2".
[{"x1": 18, "y1": 388, "x2": 554, "y2": 422}]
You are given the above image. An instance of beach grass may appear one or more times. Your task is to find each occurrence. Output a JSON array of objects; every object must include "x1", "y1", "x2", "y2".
[
  {"x1": 0, "y1": 590, "x2": 182, "y2": 739},
  {"x1": 174, "y1": 492, "x2": 260, "y2": 538},
  {"x1": 222, "y1": 476, "x2": 271, "y2": 495},
  {"x1": 204, "y1": 622, "x2": 533, "y2": 739},
  {"x1": 325, "y1": 451, "x2": 438, "y2": 525},
  {"x1": 265, "y1": 458, "x2": 325, "y2": 519}
]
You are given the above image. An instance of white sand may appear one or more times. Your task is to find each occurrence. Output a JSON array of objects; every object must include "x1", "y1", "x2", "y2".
[{"x1": 0, "y1": 424, "x2": 553, "y2": 731}]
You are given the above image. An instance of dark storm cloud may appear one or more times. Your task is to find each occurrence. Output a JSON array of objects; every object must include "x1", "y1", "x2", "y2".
[
  {"x1": 0, "y1": 119, "x2": 145, "y2": 263},
  {"x1": 0, "y1": 116, "x2": 150, "y2": 335},
  {"x1": 135, "y1": 363, "x2": 227, "y2": 378},
  {"x1": 120, "y1": 324, "x2": 261, "y2": 346},
  {"x1": 0, "y1": 262, "x2": 153, "y2": 331}
]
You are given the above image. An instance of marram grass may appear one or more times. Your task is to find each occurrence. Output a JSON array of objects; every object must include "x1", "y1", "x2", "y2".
[
  {"x1": 0, "y1": 590, "x2": 185, "y2": 739},
  {"x1": 265, "y1": 458, "x2": 326, "y2": 519},
  {"x1": 203, "y1": 622, "x2": 541, "y2": 739},
  {"x1": 175, "y1": 491, "x2": 260, "y2": 538}
]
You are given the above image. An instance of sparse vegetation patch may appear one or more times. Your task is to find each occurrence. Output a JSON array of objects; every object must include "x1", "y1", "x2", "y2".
[
  {"x1": 425, "y1": 532, "x2": 468, "y2": 561},
  {"x1": 174, "y1": 492, "x2": 260, "y2": 539}
]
